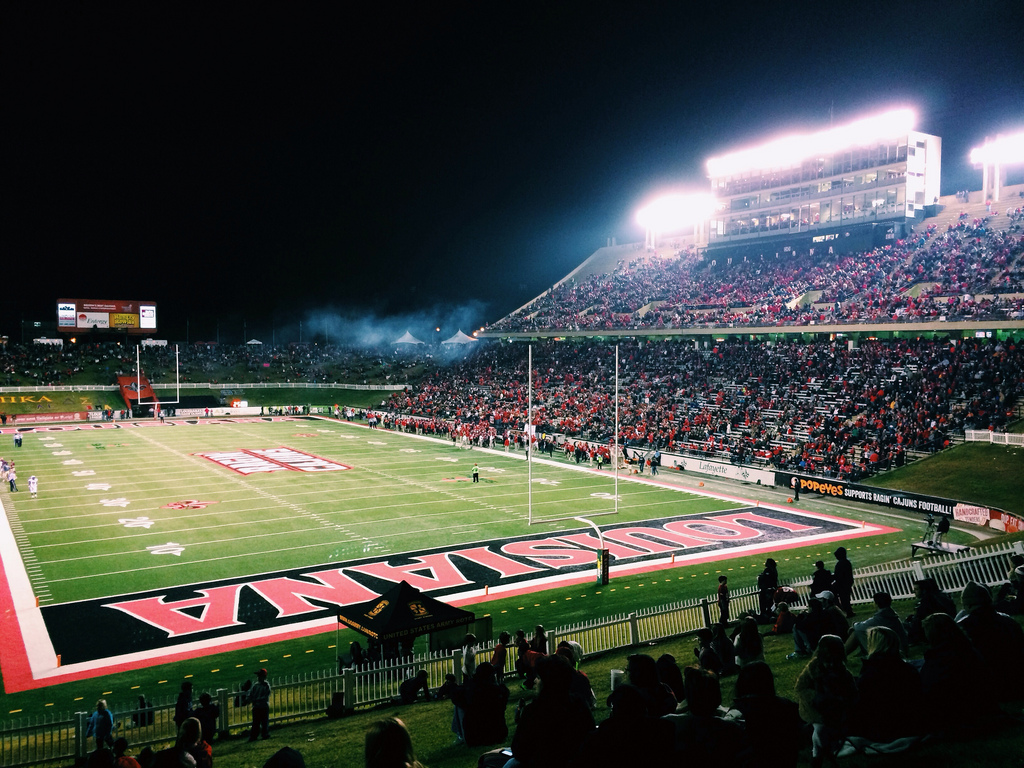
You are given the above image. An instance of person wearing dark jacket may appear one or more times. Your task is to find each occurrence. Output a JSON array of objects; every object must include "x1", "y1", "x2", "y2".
[
  {"x1": 904, "y1": 578, "x2": 956, "y2": 644},
  {"x1": 833, "y1": 547, "x2": 855, "y2": 617},
  {"x1": 726, "y1": 662, "x2": 803, "y2": 768},
  {"x1": 956, "y1": 580, "x2": 1024, "y2": 695},
  {"x1": 810, "y1": 561, "x2": 833, "y2": 597},
  {"x1": 571, "y1": 684, "x2": 674, "y2": 768},
  {"x1": 757, "y1": 558, "x2": 779, "y2": 618},
  {"x1": 847, "y1": 626, "x2": 924, "y2": 743},
  {"x1": 508, "y1": 654, "x2": 595, "y2": 768},
  {"x1": 453, "y1": 662, "x2": 510, "y2": 747}
]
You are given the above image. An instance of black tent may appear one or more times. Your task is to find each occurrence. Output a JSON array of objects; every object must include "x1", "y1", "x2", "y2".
[{"x1": 336, "y1": 580, "x2": 475, "y2": 641}]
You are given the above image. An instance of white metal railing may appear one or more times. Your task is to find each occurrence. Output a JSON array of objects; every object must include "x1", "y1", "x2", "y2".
[
  {"x1": 965, "y1": 430, "x2": 1024, "y2": 446},
  {"x1": 3, "y1": 540, "x2": 1022, "y2": 767}
]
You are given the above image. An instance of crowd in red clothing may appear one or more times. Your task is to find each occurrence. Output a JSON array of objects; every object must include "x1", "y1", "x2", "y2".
[
  {"x1": 380, "y1": 336, "x2": 1024, "y2": 480},
  {"x1": 488, "y1": 211, "x2": 1024, "y2": 334}
]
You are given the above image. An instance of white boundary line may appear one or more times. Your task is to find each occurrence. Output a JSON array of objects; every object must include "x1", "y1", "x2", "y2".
[{"x1": 0, "y1": 495, "x2": 60, "y2": 675}]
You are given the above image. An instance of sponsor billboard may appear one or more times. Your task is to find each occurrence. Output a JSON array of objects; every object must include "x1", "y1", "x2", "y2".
[
  {"x1": 776, "y1": 471, "x2": 1023, "y2": 531},
  {"x1": 76, "y1": 311, "x2": 110, "y2": 329},
  {"x1": 110, "y1": 313, "x2": 140, "y2": 329},
  {"x1": 56, "y1": 299, "x2": 157, "y2": 334},
  {"x1": 57, "y1": 302, "x2": 76, "y2": 328}
]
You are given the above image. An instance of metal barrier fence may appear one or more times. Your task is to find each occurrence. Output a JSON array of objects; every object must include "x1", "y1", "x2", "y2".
[
  {"x1": 4, "y1": 539, "x2": 1022, "y2": 767},
  {"x1": 965, "y1": 429, "x2": 1024, "y2": 446}
]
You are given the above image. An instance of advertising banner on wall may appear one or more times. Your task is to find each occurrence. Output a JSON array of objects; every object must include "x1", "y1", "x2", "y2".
[
  {"x1": 57, "y1": 299, "x2": 157, "y2": 334},
  {"x1": 76, "y1": 311, "x2": 110, "y2": 329},
  {"x1": 57, "y1": 302, "x2": 76, "y2": 328},
  {"x1": 666, "y1": 454, "x2": 776, "y2": 485},
  {"x1": 110, "y1": 313, "x2": 140, "y2": 329},
  {"x1": 776, "y1": 471, "x2": 1022, "y2": 531}
]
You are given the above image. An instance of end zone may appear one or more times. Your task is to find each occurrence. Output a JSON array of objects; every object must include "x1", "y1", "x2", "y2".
[{"x1": 0, "y1": 492, "x2": 897, "y2": 692}]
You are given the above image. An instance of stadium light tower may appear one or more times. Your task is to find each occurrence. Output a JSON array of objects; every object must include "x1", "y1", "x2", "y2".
[
  {"x1": 636, "y1": 192, "x2": 716, "y2": 250},
  {"x1": 970, "y1": 130, "x2": 1024, "y2": 204},
  {"x1": 706, "y1": 107, "x2": 916, "y2": 178}
]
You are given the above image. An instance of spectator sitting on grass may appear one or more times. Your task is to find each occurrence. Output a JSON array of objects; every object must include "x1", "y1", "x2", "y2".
[
  {"x1": 507, "y1": 654, "x2": 595, "y2": 768},
  {"x1": 573, "y1": 683, "x2": 675, "y2": 768},
  {"x1": 765, "y1": 601, "x2": 796, "y2": 635},
  {"x1": 664, "y1": 666, "x2": 744, "y2": 765},
  {"x1": 918, "y1": 613, "x2": 987, "y2": 733},
  {"x1": 112, "y1": 737, "x2": 141, "y2": 768},
  {"x1": 904, "y1": 578, "x2": 957, "y2": 644},
  {"x1": 844, "y1": 591, "x2": 909, "y2": 658},
  {"x1": 399, "y1": 670, "x2": 433, "y2": 704},
  {"x1": 956, "y1": 580, "x2": 1024, "y2": 695},
  {"x1": 624, "y1": 653, "x2": 677, "y2": 716},
  {"x1": 788, "y1": 598, "x2": 828, "y2": 659},
  {"x1": 795, "y1": 635, "x2": 858, "y2": 768},
  {"x1": 725, "y1": 661, "x2": 803, "y2": 768},
  {"x1": 847, "y1": 626, "x2": 925, "y2": 744},
  {"x1": 364, "y1": 717, "x2": 425, "y2": 768},
  {"x1": 732, "y1": 616, "x2": 765, "y2": 667}
]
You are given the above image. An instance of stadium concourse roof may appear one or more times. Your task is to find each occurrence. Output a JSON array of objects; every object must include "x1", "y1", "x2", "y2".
[
  {"x1": 442, "y1": 330, "x2": 477, "y2": 344},
  {"x1": 393, "y1": 330, "x2": 424, "y2": 344}
]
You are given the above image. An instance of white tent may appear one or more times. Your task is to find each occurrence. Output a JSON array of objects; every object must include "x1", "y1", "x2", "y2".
[
  {"x1": 246, "y1": 339, "x2": 263, "y2": 345},
  {"x1": 393, "y1": 331, "x2": 425, "y2": 345},
  {"x1": 441, "y1": 330, "x2": 478, "y2": 345}
]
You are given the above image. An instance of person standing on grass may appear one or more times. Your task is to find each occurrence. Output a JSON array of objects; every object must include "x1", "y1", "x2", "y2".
[
  {"x1": 86, "y1": 699, "x2": 115, "y2": 751},
  {"x1": 247, "y1": 668, "x2": 272, "y2": 742},
  {"x1": 472, "y1": 463, "x2": 479, "y2": 482},
  {"x1": 718, "y1": 575, "x2": 730, "y2": 625},
  {"x1": 833, "y1": 547, "x2": 855, "y2": 617},
  {"x1": 28, "y1": 475, "x2": 38, "y2": 498},
  {"x1": 8, "y1": 464, "x2": 16, "y2": 492}
]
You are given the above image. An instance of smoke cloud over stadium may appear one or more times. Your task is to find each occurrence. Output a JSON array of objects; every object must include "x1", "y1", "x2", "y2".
[{"x1": 303, "y1": 301, "x2": 488, "y2": 348}]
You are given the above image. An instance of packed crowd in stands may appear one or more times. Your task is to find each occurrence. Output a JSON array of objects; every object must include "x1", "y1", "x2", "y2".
[
  {"x1": 82, "y1": 567, "x2": 1024, "y2": 768},
  {"x1": 378, "y1": 336, "x2": 1024, "y2": 480},
  {"x1": 487, "y1": 207, "x2": 1024, "y2": 333},
  {"x1": 2, "y1": 332, "x2": 1022, "y2": 482},
  {"x1": 0, "y1": 340, "x2": 408, "y2": 387}
]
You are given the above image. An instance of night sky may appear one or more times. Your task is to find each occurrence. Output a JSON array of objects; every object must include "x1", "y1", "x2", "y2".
[{"x1": 5, "y1": 2, "x2": 1023, "y2": 343}]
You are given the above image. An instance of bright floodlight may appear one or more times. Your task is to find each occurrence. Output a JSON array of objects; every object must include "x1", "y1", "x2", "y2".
[
  {"x1": 970, "y1": 131, "x2": 1024, "y2": 166},
  {"x1": 707, "y1": 107, "x2": 916, "y2": 178},
  {"x1": 636, "y1": 192, "x2": 716, "y2": 231}
]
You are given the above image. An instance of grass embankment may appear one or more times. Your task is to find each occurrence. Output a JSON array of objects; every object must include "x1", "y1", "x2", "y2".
[
  {"x1": 864, "y1": 442, "x2": 1024, "y2": 515},
  {"x1": 125, "y1": 598, "x2": 1024, "y2": 768}
]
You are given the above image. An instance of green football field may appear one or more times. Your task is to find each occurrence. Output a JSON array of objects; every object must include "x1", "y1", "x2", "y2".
[
  {"x1": 3, "y1": 416, "x2": 738, "y2": 607},
  {"x1": 8, "y1": 415, "x2": 806, "y2": 699}
]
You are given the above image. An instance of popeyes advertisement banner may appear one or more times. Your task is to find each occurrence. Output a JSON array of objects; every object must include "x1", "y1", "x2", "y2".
[{"x1": 777, "y1": 472, "x2": 1020, "y2": 531}]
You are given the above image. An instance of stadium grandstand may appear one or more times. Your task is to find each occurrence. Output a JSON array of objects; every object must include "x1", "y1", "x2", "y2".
[{"x1": 3, "y1": 111, "x2": 1024, "y2": 768}]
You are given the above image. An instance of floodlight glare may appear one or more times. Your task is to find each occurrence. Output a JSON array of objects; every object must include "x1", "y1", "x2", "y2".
[
  {"x1": 636, "y1": 192, "x2": 716, "y2": 232},
  {"x1": 707, "y1": 107, "x2": 916, "y2": 178},
  {"x1": 970, "y1": 131, "x2": 1024, "y2": 166}
]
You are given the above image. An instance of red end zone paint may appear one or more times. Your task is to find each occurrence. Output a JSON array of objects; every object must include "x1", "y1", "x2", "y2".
[{"x1": 0, "y1": 503, "x2": 899, "y2": 692}]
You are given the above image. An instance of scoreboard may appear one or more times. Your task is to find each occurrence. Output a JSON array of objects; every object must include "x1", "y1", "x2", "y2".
[{"x1": 57, "y1": 299, "x2": 157, "y2": 334}]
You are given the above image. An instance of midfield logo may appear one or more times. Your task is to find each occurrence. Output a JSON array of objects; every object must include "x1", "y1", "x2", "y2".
[{"x1": 195, "y1": 447, "x2": 352, "y2": 474}]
